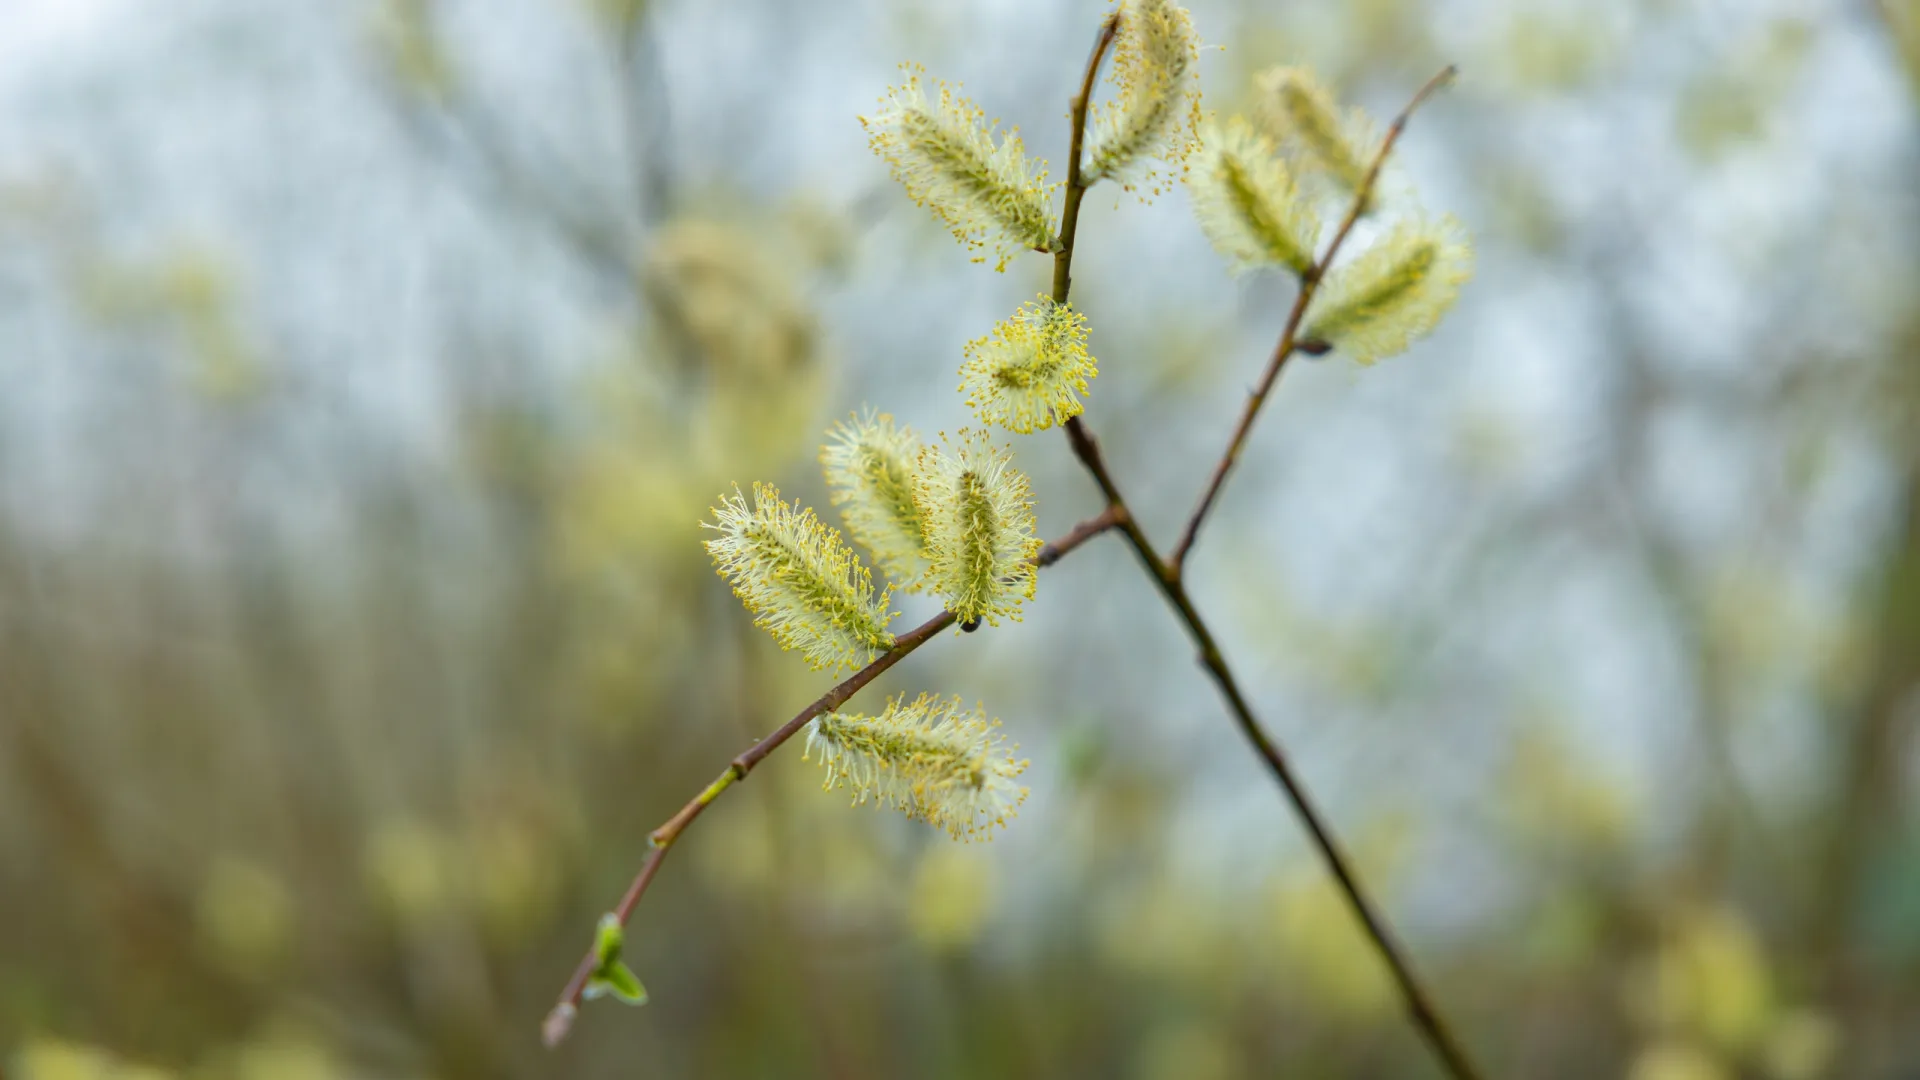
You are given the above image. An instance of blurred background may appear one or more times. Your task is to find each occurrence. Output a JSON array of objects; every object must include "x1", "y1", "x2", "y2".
[{"x1": 1, "y1": 0, "x2": 1917, "y2": 1076}]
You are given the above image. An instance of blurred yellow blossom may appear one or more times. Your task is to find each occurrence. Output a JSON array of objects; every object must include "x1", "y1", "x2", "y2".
[
  {"x1": 908, "y1": 844, "x2": 997, "y2": 950},
  {"x1": 195, "y1": 855, "x2": 294, "y2": 973}
]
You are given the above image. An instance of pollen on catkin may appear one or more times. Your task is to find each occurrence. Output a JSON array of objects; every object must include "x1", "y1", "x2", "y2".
[
  {"x1": 1301, "y1": 215, "x2": 1473, "y2": 365},
  {"x1": 805, "y1": 693, "x2": 1029, "y2": 841},
  {"x1": 1084, "y1": 0, "x2": 1203, "y2": 196},
  {"x1": 1254, "y1": 66, "x2": 1377, "y2": 198},
  {"x1": 960, "y1": 297, "x2": 1097, "y2": 434},
  {"x1": 912, "y1": 430, "x2": 1041, "y2": 627},
  {"x1": 702, "y1": 482, "x2": 897, "y2": 671},
  {"x1": 1188, "y1": 117, "x2": 1321, "y2": 275},
  {"x1": 821, "y1": 409, "x2": 930, "y2": 590},
  {"x1": 862, "y1": 65, "x2": 1058, "y2": 271}
]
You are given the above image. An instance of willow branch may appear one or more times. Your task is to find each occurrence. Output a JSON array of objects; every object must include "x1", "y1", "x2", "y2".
[
  {"x1": 1049, "y1": 43, "x2": 1481, "y2": 1080},
  {"x1": 1050, "y1": 11, "x2": 1120, "y2": 301},
  {"x1": 1167, "y1": 64, "x2": 1457, "y2": 574},
  {"x1": 1052, "y1": 15, "x2": 1165, "y2": 567},
  {"x1": 1167, "y1": 570, "x2": 1483, "y2": 1079},
  {"x1": 1058, "y1": 421, "x2": 1484, "y2": 1079},
  {"x1": 608, "y1": 3, "x2": 674, "y2": 227},
  {"x1": 542, "y1": 507, "x2": 1120, "y2": 1048}
]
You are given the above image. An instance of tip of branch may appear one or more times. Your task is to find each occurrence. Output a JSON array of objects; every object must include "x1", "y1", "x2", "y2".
[
  {"x1": 542, "y1": 1003, "x2": 578, "y2": 1049},
  {"x1": 1419, "y1": 64, "x2": 1460, "y2": 106}
]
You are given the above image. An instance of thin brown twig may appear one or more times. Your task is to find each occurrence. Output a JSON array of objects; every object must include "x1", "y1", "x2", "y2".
[
  {"x1": 1047, "y1": 35, "x2": 1481, "y2": 1079},
  {"x1": 1167, "y1": 64, "x2": 1458, "y2": 574},
  {"x1": 542, "y1": 507, "x2": 1121, "y2": 1047},
  {"x1": 1061, "y1": 420, "x2": 1485, "y2": 1080},
  {"x1": 1050, "y1": 11, "x2": 1121, "y2": 301},
  {"x1": 1053, "y1": 14, "x2": 1164, "y2": 571}
]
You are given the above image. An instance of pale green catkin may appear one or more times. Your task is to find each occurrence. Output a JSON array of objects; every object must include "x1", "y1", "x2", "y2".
[
  {"x1": 1303, "y1": 215, "x2": 1474, "y2": 364},
  {"x1": 863, "y1": 66, "x2": 1057, "y2": 270},
  {"x1": 821, "y1": 409, "x2": 931, "y2": 590},
  {"x1": 805, "y1": 693, "x2": 1029, "y2": 841},
  {"x1": 1188, "y1": 116, "x2": 1322, "y2": 275},
  {"x1": 912, "y1": 430, "x2": 1040, "y2": 627},
  {"x1": 1255, "y1": 66, "x2": 1377, "y2": 197},
  {"x1": 702, "y1": 482, "x2": 897, "y2": 670},
  {"x1": 1084, "y1": 0, "x2": 1203, "y2": 197}
]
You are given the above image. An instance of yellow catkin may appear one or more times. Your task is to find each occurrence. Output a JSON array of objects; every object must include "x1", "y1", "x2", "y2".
[
  {"x1": 1085, "y1": 0, "x2": 1203, "y2": 197},
  {"x1": 1188, "y1": 117, "x2": 1321, "y2": 275},
  {"x1": 821, "y1": 409, "x2": 931, "y2": 590},
  {"x1": 805, "y1": 693, "x2": 1029, "y2": 841},
  {"x1": 912, "y1": 430, "x2": 1040, "y2": 627},
  {"x1": 862, "y1": 65, "x2": 1057, "y2": 271},
  {"x1": 702, "y1": 482, "x2": 896, "y2": 670},
  {"x1": 960, "y1": 297, "x2": 1098, "y2": 434},
  {"x1": 1302, "y1": 215, "x2": 1473, "y2": 364}
]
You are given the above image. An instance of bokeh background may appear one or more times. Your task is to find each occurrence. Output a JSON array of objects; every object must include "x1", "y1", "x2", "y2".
[{"x1": 2, "y1": 0, "x2": 1917, "y2": 1076}]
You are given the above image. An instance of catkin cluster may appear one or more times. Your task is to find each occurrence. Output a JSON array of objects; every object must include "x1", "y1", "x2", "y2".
[
  {"x1": 697, "y1": 0, "x2": 1473, "y2": 845},
  {"x1": 1186, "y1": 64, "x2": 1473, "y2": 363},
  {"x1": 704, "y1": 414, "x2": 1040, "y2": 838}
]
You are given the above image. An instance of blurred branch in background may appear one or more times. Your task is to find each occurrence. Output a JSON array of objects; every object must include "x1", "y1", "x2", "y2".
[
  {"x1": 1881, "y1": 0, "x2": 1920, "y2": 96},
  {"x1": 371, "y1": 0, "x2": 644, "y2": 281}
]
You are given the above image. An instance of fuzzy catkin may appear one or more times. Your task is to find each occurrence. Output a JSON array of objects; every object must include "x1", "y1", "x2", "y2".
[
  {"x1": 702, "y1": 483, "x2": 897, "y2": 670},
  {"x1": 960, "y1": 298, "x2": 1098, "y2": 434},
  {"x1": 1188, "y1": 117, "x2": 1321, "y2": 275},
  {"x1": 1255, "y1": 66, "x2": 1376, "y2": 197},
  {"x1": 806, "y1": 693, "x2": 1029, "y2": 841},
  {"x1": 863, "y1": 66, "x2": 1057, "y2": 271},
  {"x1": 913, "y1": 431, "x2": 1041, "y2": 627},
  {"x1": 1302, "y1": 215, "x2": 1473, "y2": 364},
  {"x1": 821, "y1": 409, "x2": 931, "y2": 590},
  {"x1": 1084, "y1": 0, "x2": 1203, "y2": 196}
]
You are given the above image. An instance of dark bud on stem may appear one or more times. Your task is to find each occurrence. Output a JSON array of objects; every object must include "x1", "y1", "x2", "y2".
[{"x1": 960, "y1": 618, "x2": 983, "y2": 633}]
